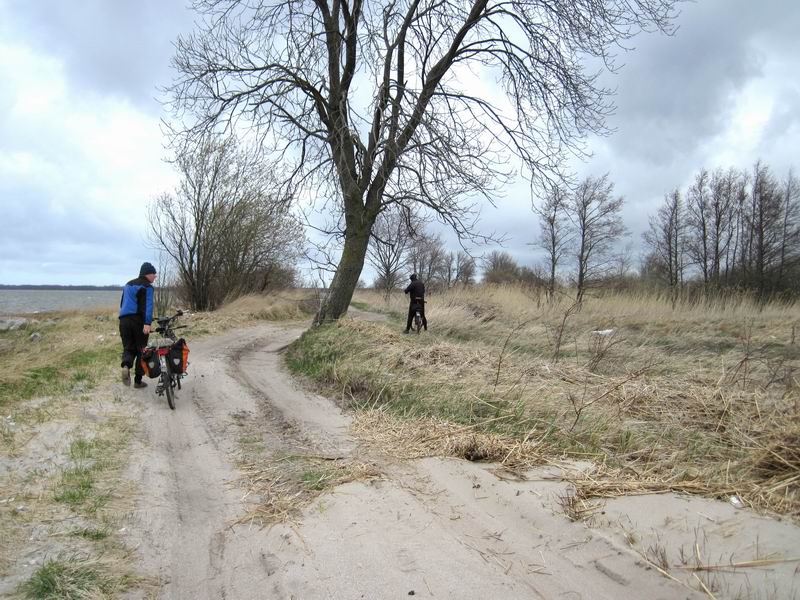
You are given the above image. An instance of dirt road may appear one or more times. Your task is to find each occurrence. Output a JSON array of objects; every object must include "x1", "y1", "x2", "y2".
[{"x1": 125, "y1": 321, "x2": 799, "y2": 600}]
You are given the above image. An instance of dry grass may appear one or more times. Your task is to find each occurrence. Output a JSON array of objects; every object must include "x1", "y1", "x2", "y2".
[
  {"x1": 232, "y1": 410, "x2": 379, "y2": 527},
  {"x1": 216, "y1": 290, "x2": 318, "y2": 321},
  {"x1": 0, "y1": 309, "x2": 121, "y2": 412},
  {"x1": 556, "y1": 488, "x2": 604, "y2": 523},
  {"x1": 352, "y1": 410, "x2": 539, "y2": 466},
  {"x1": 235, "y1": 455, "x2": 379, "y2": 526},
  {"x1": 172, "y1": 289, "x2": 317, "y2": 338},
  {"x1": 290, "y1": 285, "x2": 800, "y2": 518}
]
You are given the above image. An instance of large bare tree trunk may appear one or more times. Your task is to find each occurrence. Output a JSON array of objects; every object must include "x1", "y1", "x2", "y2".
[{"x1": 315, "y1": 221, "x2": 373, "y2": 324}]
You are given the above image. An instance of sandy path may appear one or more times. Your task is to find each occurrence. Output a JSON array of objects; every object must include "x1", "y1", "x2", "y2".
[{"x1": 126, "y1": 319, "x2": 799, "y2": 600}]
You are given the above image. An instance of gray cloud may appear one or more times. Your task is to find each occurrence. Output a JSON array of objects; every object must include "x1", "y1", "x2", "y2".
[
  {"x1": 602, "y1": 0, "x2": 779, "y2": 163},
  {"x1": 0, "y1": 0, "x2": 194, "y2": 112}
]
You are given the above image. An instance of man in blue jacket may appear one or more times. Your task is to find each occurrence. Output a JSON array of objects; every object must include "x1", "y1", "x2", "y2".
[{"x1": 119, "y1": 262, "x2": 157, "y2": 388}]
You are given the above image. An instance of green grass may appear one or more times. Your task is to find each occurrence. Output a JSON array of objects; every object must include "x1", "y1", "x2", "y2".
[
  {"x1": 0, "y1": 345, "x2": 118, "y2": 410},
  {"x1": 19, "y1": 557, "x2": 127, "y2": 599},
  {"x1": 54, "y1": 466, "x2": 95, "y2": 506},
  {"x1": 287, "y1": 324, "x2": 539, "y2": 444},
  {"x1": 348, "y1": 298, "x2": 404, "y2": 320},
  {"x1": 286, "y1": 325, "x2": 352, "y2": 380},
  {"x1": 238, "y1": 434, "x2": 266, "y2": 454},
  {"x1": 297, "y1": 463, "x2": 364, "y2": 492},
  {"x1": 53, "y1": 437, "x2": 112, "y2": 510},
  {"x1": 68, "y1": 438, "x2": 100, "y2": 461},
  {"x1": 69, "y1": 527, "x2": 109, "y2": 541},
  {"x1": 299, "y1": 468, "x2": 337, "y2": 491}
]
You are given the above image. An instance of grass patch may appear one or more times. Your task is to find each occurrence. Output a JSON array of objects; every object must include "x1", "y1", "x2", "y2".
[
  {"x1": 68, "y1": 437, "x2": 102, "y2": 461},
  {"x1": 0, "y1": 313, "x2": 120, "y2": 411},
  {"x1": 52, "y1": 434, "x2": 118, "y2": 513},
  {"x1": 19, "y1": 557, "x2": 130, "y2": 599},
  {"x1": 69, "y1": 527, "x2": 110, "y2": 541},
  {"x1": 0, "y1": 310, "x2": 145, "y2": 590},
  {"x1": 236, "y1": 451, "x2": 377, "y2": 525},
  {"x1": 54, "y1": 465, "x2": 95, "y2": 506},
  {"x1": 299, "y1": 464, "x2": 363, "y2": 492}
]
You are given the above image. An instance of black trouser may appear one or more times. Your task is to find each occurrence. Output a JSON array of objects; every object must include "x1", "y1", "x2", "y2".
[
  {"x1": 405, "y1": 300, "x2": 427, "y2": 331},
  {"x1": 119, "y1": 316, "x2": 149, "y2": 383}
]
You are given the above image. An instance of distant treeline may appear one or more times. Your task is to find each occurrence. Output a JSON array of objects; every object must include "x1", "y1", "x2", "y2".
[
  {"x1": 641, "y1": 161, "x2": 799, "y2": 301},
  {"x1": 367, "y1": 161, "x2": 800, "y2": 306},
  {"x1": 0, "y1": 285, "x2": 123, "y2": 291}
]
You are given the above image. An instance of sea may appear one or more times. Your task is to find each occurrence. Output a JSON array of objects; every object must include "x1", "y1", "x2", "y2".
[{"x1": 0, "y1": 289, "x2": 122, "y2": 315}]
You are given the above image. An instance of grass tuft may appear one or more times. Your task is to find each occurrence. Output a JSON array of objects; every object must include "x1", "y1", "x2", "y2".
[
  {"x1": 20, "y1": 557, "x2": 131, "y2": 599},
  {"x1": 54, "y1": 465, "x2": 95, "y2": 506},
  {"x1": 69, "y1": 527, "x2": 110, "y2": 541}
]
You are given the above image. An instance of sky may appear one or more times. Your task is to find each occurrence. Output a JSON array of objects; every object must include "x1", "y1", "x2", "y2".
[{"x1": 0, "y1": 0, "x2": 798, "y2": 285}]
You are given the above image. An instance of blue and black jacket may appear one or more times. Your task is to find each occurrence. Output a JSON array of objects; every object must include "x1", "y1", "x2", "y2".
[{"x1": 119, "y1": 276, "x2": 154, "y2": 325}]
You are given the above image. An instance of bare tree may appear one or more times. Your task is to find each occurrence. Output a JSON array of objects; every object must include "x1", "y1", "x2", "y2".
[
  {"x1": 777, "y1": 170, "x2": 800, "y2": 289},
  {"x1": 643, "y1": 161, "x2": 800, "y2": 299},
  {"x1": 750, "y1": 162, "x2": 785, "y2": 298},
  {"x1": 686, "y1": 169, "x2": 711, "y2": 285},
  {"x1": 152, "y1": 249, "x2": 177, "y2": 316},
  {"x1": 167, "y1": 0, "x2": 681, "y2": 323},
  {"x1": 534, "y1": 185, "x2": 572, "y2": 301},
  {"x1": 367, "y1": 208, "x2": 412, "y2": 297},
  {"x1": 442, "y1": 250, "x2": 477, "y2": 287},
  {"x1": 453, "y1": 251, "x2": 477, "y2": 286},
  {"x1": 643, "y1": 188, "x2": 685, "y2": 305},
  {"x1": 568, "y1": 175, "x2": 627, "y2": 304},
  {"x1": 407, "y1": 230, "x2": 448, "y2": 289},
  {"x1": 149, "y1": 137, "x2": 304, "y2": 311},
  {"x1": 707, "y1": 168, "x2": 736, "y2": 286}
]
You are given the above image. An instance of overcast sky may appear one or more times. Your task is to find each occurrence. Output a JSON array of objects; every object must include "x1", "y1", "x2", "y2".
[{"x1": 0, "y1": 0, "x2": 798, "y2": 285}]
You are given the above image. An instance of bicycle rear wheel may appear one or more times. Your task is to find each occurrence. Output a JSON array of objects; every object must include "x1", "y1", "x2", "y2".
[
  {"x1": 160, "y1": 358, "x2": 175, "y2": 410},
  {"x1": 164, "y1": 373, "x2": 175, "y2": 410}
]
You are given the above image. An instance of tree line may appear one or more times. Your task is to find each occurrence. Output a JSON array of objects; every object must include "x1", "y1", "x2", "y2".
[
  {"x1": 387, "y1": 160, "x2": 799, "y2": 307},
  {"x1": 367, "y1": 170, "x2": 629, "y2": 304},
  {"x1": 366, "y1": 209, "x2": 477, "y2": 296},
  {"x1": 642, "y1": 161, "x2": 799, "y2": 302}
]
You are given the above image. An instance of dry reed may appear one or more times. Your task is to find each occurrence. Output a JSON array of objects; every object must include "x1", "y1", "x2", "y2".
[{"x1": 297, "y1": 286, "x2": 800, "y2": 518}]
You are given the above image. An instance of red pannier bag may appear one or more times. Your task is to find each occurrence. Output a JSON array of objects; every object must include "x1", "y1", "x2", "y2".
[
  {"x1": 168, "y1": 338, "x2": 190, "y2": 374},
  {"x1": 140, "y1": 347, "x2": 161, "y2": 379}
]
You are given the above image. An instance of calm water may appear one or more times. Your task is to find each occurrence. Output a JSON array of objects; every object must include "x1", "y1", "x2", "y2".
[{"x1": 0, "y1": 290, "x2": 121, "y2": 315}]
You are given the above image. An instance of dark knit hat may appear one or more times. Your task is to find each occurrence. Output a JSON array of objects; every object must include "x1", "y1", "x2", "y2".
[{"x1": 139, "y1": 262, "x2": 157, "y2": 277}]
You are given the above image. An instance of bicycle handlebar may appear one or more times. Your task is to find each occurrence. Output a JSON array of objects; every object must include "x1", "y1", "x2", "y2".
[{"x1": 156, "y1": 310, "x2": 184, "y2": 323}]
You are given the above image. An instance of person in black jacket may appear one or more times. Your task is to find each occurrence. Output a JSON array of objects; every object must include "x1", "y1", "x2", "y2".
[
  {"x1": 403, "y1": 273, "x2": 427, "y2": 333},
  {"x1": 119, "y1": 262, "x2": 157, "y2": 388}
]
